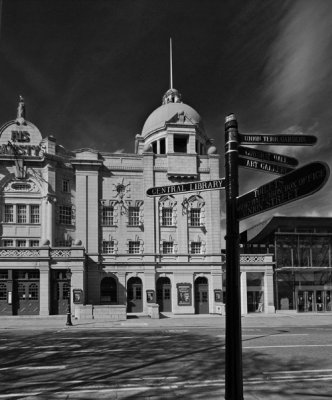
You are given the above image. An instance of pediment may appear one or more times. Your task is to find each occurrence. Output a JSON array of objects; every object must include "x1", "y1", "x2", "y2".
[{"x1": 166, "y1": 112, "x2": 197, "y2": 126}]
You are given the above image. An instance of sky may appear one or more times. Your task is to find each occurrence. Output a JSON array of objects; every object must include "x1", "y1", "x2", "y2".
[{"x1": 1, "y1": 0, "x2": 332, "y2": 235}]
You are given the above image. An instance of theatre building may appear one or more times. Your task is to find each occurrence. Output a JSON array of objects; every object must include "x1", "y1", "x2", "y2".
[
  {"x1": 0, "y1": 86, "x2": 229, "y2": 318},
  {"x1": 241, "y1": 216, "x2": 332, "y2": 313}
]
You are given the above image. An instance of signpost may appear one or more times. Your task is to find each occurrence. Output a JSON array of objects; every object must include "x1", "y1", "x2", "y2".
[
  {"x1": 146, "y1": 178, "x2": 225, "y2": 197},
  {"x1": 224, "y1": 115, "x2": 243, "y2": 400},
  {"x1": 145, "y1": 113, "x2": 328, "y2": 400},
  {"x1": 237, "y1": 162, "x2": 330, "y2": 220}
]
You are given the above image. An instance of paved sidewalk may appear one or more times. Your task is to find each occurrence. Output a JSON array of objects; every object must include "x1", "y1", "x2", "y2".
[{"x1": 0, "y1": 312, "x2": 331, "y2": 330}]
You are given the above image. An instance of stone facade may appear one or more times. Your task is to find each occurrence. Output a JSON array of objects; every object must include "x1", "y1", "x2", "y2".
[{"x1": 0, "y1": 93, "x2": 275, "y2": 318}]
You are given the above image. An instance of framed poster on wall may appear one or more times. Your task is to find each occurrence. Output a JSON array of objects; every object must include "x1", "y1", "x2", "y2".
[
  {"x1": 214, "y1": 289, "x2": 222, "y2": 302},
  {"x1": 146, "y1": 290, "x2": 155, "y2": 303},
  {"x1": 73, "y1": 289, "x2": 83, "y2": 304},
  {"x1": 177, "y1": 283, "x2": 192, "y2": 306}
]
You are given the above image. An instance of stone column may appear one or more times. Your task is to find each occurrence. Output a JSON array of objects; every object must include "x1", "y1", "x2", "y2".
[
  {"x1": 39, "y1": 265, "x2": 50, "y2": 316},
  {"x1": 117, "y1": 271, "x2": 127, "y2": 305},
  {"x1": 46, "y1": 197, "x2": 54, "y2": 246},
  {"x1": 264, "y1": 269, "x2": 275, "y2": 313},
  {"x1": 240, "y1": 271, "x2": 247, "y2": 315}
]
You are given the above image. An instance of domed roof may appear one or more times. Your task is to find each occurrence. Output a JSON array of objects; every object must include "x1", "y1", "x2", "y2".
[{"x1": 141, "y1": 101, "x2": 203, "y2": 137}]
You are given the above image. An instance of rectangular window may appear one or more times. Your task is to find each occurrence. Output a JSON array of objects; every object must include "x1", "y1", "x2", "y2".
[
  {"x1": 59, "y1": 206, "x2": 72, "y2": 225},
  {"x1": 17, "y1": 240, "x2": 26, "y2": 247},
  {"x1": 174, "y1": 135, "x2": 188, "y2": 153},
  {"x1": 162, "y1": 208, "x2": 173, "y2": 226},
  {"x1": 4, "y1": 205, "x2": 13, "y2": 223},
  {"x1": 55, "y1": 240, "x2": 72, "y2": 247},
  {"x1": 128, "y1": 241, "x2": 140, "y2": 254},
  {"x1": 129, "y1": 207, "x2": 140, "y2": 226},
  {"x1": 3, "y1": 240, "x2": 13, "y2": 247},
  {"x1": 190, "y1": 208, "x2": 201, "y2": 226},
  {"x1": 17, "y1": 205, "x2": 27, "y2": 223},
  {"x1": 30, "y1": 240, "x2": 39, "y2": 247},
  {"x1": 102, "y1": 207, "x2": 114, "y2": 226},
  {"x1": 190, "y1": 242, "x2": 201, "y2": 254},
  {"x1": 102, "y1": 241, "x2": 115, "y2": 254},
  {"x1": 62, "y1": 179, "x2": 70, "y2": 193},
  {"x1": 30, "y1": 205, "x2": 40, "y2": 224},
  {"x1": 162, "y1": 241, "x2": 174, "y2": 254}
]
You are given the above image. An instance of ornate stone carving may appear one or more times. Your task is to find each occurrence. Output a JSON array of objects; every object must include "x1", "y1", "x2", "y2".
[
  {"x1": 51, "y1": 249, "x2": 71, "y2": 258},
  {"x1": 0, "y1": 249, "x2": 40, "y2": 257},
  {"x1": 240, "y1": 255, "x2": 265, "y2": 264}
]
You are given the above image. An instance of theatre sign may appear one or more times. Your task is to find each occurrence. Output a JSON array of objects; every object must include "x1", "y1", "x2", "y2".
[{"x1": 237, "y1": 162, "x2": 330, "y2": 220}]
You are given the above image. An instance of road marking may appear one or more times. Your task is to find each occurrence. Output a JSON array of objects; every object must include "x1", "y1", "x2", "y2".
[
  {"x1": 265, "y1": 369, "x2": 332, "y2": 374},
  {"x1": 0, "y1": 365, "x2": 66, "y2": 371},
  {"x1": 0, "y1": 393, "x2": 43, "y2": 398},
  {"x1": 216, "y1": 333, "x2": 309, "y2": 338},
  {"x1": 243, "y1": 344, "x2": 332, "y2": 349}
]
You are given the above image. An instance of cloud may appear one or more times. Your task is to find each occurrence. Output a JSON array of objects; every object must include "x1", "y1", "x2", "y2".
[{"x1": 264, "y1": 0, "x2": 332, "y2": 119}]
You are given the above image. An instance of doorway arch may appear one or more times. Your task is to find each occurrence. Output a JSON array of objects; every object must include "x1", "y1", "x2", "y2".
[
  {"x1": 156, "y1": 277, "x2": 172, "y2": 312},
  {"x1": 127, "y1": 277, "x2": 143, "y2": 312},
  {"x1": 195, "y1": 276, "x2": 209, "y2": 314},
  {"x1": 100, "y1": 277, "x2": 117, "y2": 304}
]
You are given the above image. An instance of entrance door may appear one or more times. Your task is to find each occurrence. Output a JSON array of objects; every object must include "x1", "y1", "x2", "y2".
[
  {"x1": 100, "y1": 277, "x2": 117, "y2": 304},
  {"x1": 324, "y1": 291, "x2": 331, "y2": 311},
  {"x1": 297, "y1": 290, "x2": 313, "y2": 312},
  {"x1": 51, "y1": 270, "x2": 70, "y2": 315},
  {"x1": 195, "y1": 277, "x2": 209, "y2": 314},
  {"x1": 13, "y1": 270, "x2": 39, "y2": 315},
  {"x1": 316, "y1": 291, "x2": 323, "y2": 312},
  {"x1": 247, "y1": 291, "x2": 264, "y2": 313},
  {"x1": 127, "y1": 277, "x2": 143, "y2": 312},
  {"x1": 156, "y1": 277, "x2": 172, "y2": 312}
]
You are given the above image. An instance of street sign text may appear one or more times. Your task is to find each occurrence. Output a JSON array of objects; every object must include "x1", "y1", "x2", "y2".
[
  {"x1": 238, "y1": 146, "x2": 298, "y2": 167},
  {"x1": 239, "y1": 133, "x2": 317, "y2": 146},
  {"x1": 146, "y1": 179, "x2": 225, "y2": 197},
  {"x1": 237, "y1": 162, "x2": 329, "y2": 220},
  {"x1": 239, "y1": 157, "x2": 294, "y2": 175}
]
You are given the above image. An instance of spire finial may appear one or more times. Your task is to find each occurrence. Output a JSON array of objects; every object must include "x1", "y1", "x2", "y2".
[
  {"x1": 162, "y1": 38, "x2": 182, "y2": 104},
  {"x1": 170, "y1": 37, "x2": 173, "y2": 89}
]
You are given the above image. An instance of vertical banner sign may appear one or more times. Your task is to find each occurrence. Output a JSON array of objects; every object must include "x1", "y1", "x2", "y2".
[{"x1": 224, "y1": 114, "x2": 244, "y2": 400}]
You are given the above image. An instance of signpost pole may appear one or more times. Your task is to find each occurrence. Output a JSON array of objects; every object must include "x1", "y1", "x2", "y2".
[{"x1": 224, "y1": 114, "x2": 243, "y2": 400}]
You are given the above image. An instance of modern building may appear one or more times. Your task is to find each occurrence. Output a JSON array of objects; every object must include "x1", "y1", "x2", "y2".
[{"x1": 241, "y1": 216, "x2": 332, "y2": 313}]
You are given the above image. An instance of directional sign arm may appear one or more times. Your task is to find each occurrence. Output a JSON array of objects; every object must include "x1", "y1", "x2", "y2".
[
  {"x1": 238, "y1": 146, "x2": 298, "y2": 167},
  {"x1": 146, "y1": 179, "x2": 225, "y2": 197},
  {"x1": 238, "y1": 157, "x2": 294, "y2": 175},
  {"x1": 239, "y1": 133, "x2": 317, "y2": 146},
  {"x1": 237, "y1": 162, "x2": 329, "y2": 220}
]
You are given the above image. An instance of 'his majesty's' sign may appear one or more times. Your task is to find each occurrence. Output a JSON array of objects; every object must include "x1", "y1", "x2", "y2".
[
  {"x1": 237, "y1": 162, "x2": 330, "y2": 220},
  {"x1": 146, "y1": 179, "x2": 225, "y2": 197}
]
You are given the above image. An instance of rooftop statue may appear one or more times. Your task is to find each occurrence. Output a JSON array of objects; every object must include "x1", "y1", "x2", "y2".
[{"x1": 16, "y1": 95, "x2": 26, "y2": 122}]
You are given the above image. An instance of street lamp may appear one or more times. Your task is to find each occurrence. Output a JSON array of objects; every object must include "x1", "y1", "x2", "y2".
[{"x1": 65, "y1": 268, "x2": 73, "y2": 326}]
